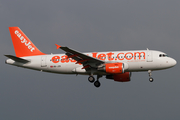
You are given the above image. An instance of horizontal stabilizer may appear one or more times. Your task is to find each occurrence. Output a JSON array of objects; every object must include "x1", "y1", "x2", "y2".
[{"x1": 4, "y1": 55, "x2": 30, "y2": 63}]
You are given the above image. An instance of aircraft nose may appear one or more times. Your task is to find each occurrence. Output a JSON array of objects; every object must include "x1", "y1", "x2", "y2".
[{"x1": 170, "y1": 58, "x2": 177, "y2": 67}]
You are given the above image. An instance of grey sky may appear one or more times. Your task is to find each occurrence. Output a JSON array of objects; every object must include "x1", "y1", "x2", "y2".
[{"x1": 0, "y1": 0, "x2": 180, "y2": 120}]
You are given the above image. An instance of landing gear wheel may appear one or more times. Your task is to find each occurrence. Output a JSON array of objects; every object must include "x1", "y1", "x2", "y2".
[
  {"x1": 148, "y1": 70, "x2": 154, "y2": 82},
  {"x1": 149, "y1": 77, "x2": 154, "y2": 82},
  {"x1": 88, "y1": 76, "x2": 95, "y2": 83},
  {"x1": 94, "y1": 81, "x2": 101, "y2": 88}
]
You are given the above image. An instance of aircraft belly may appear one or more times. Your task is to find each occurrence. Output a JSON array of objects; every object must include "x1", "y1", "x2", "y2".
[{"x1": 127, "y1": 61, "x2": 157, "y2": 71}]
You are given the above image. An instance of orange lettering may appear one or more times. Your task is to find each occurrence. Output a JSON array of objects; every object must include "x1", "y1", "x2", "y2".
[
  {"x1": 70, "y1": 59, "x2": 76, "y2": 62},
  {"x1": 61, "y1": 55, "x2": 69, "y2": 63},
  {"x1": 98, "y1": 54, "x2": 106, "y2": 60},
  {"x1": 134, "y1": 52, "x2": 145, "y2": 60},
  {"x1": 107, "y1": 52, "x2": 114, "y2": 61},
  {"x1": 92, "y1": 52, "x2": 98, "y2": 58},
  {"x1": 117, "y1": 53, "x2": 124, "y2": 60},
  {"x1": 52, "y1": 56, "x2": 60, "y2": 63},
  {"x1": 125, "y1": 52, "x2": 133, "y2": 60}
]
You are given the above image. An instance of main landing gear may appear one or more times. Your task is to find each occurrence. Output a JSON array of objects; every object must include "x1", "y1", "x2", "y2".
[
  {"x1": 88, "y1": 76, "x2": 95, "y2": 83},
  {"x1": 88, "y1": 75, "x2": 102, "y2": 88},
  {"x1": 148, "y1": 70, "x2": 154, "y2": 82}
]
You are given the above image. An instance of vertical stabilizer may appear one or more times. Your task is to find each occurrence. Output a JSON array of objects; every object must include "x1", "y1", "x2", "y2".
[{"x1": 9, "y1": 27, "x2": 46, "y2": 57}]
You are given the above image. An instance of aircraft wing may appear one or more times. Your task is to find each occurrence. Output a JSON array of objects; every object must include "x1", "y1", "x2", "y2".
[{"x1": 55, "y1": 44, "x2": 105, "y2": 68}]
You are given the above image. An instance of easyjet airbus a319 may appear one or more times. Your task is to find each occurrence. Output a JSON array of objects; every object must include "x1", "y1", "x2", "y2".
[{"x1": 5, "y1": 27, "x2": 177, "y2": 87}]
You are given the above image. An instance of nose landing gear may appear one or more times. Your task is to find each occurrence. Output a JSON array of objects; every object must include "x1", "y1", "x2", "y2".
[
  {"x1": 149, "y1": 77, "x2": 154, "y2": 82},
  {"x1": 148, "y1": 70, "x2": 154, "y2": 82}
]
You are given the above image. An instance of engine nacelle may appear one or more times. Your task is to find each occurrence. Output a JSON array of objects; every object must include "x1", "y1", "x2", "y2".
[
  {"x1": 105, "y1": 63, "x2": 124, "y2": 74},
  {"x1": 98, "y1": 63, "x2": 125, "y2": 74},
  {"x1": 106, "y1": 72, "x2": 131, "y2": 82}
]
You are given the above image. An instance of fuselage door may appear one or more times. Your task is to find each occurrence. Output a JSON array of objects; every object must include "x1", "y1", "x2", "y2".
[
  {"x1": 147, "y1": 50, "x2": 153, "y2": 62},
  {"x1": 41, "y1": 56, "x2": 47, "y2": 67}
]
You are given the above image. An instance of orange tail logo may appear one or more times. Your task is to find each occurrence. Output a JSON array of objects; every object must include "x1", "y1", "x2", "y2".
[{"x1": 9, "y1": 27, "x2": 46, "y2": 57}]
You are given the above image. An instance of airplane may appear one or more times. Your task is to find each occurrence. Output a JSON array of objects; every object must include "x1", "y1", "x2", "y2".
[{"x1": 5, "y1": 27, "x2": 177, "y2": 87}]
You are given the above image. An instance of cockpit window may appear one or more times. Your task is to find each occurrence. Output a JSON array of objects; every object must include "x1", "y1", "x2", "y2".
[{"x1": 159, "y1": 54, "x2": 168, "y2": 57}]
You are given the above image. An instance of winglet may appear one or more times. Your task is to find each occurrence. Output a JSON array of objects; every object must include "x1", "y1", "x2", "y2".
[{"x1": 55, "y1": 44, "x2": 61, "y2": 49}]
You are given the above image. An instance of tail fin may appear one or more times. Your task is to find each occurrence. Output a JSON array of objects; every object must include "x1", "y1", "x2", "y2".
[{"x1": 9, "y1": 27, "x2": 46, "y2": 57}]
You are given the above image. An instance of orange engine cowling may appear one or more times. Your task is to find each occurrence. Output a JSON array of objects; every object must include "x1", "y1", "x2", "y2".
[
  {"x1": 105, "y1": 63, "x2": 124, "y2": 74},
  {"x1": 106, "y1": 72, "x2": 131, "y2": 82}
]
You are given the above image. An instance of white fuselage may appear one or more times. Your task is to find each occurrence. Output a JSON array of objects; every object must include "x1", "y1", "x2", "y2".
[
  {"x1": 6, "y1": 50, "x2": 177, "y2": 75},
  {"x1": 6, "y1": 26, "x2": 177, "y2": 87}
]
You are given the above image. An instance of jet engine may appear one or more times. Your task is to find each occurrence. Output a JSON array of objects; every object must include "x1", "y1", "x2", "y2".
[{"x1": 98, "y1": 62, "x2": 128, "y2": 74}]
